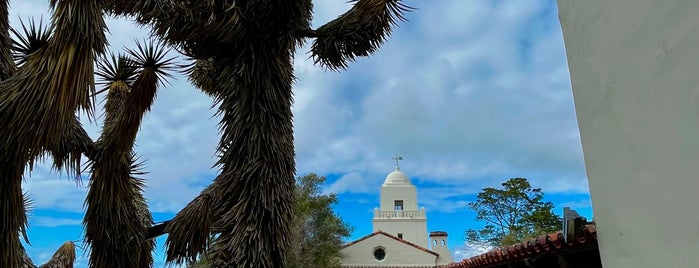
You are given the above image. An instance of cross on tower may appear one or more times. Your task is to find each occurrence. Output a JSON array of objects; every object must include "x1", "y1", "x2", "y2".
[{"x1": 392, "y1": 155, "x2": 403, "y2": 169}]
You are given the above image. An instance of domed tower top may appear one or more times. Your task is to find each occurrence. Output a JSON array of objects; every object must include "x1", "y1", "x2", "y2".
[{"x1": 383, "y1": 155, "x2": 414, "y2": 186}]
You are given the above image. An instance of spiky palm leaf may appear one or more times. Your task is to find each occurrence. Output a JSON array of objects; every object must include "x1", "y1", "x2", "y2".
[
  {"x1": 85, "y1": 42, "x2": 172, "y2": 268},
  {"x1": 164, "y1": 185, "x2": 217, "y2": 264},
  {"x1": 311, "y1": 0, "x2": 412, "y2": 70},
  {"x1": 10, "y1": 19, "x2": 50, "y2": 68},
  {"x1": 0, "y1": 0, "x2": 107, "y2": 266}
]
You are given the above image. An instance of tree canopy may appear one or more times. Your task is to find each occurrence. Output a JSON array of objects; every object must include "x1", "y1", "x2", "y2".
[{"x1": 466, "y1": 178, "x2": 561, "y2": 246}]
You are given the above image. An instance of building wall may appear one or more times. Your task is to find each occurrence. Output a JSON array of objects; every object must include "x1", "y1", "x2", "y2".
[
  {"x1": 373, "y1": 218, "x2": 428, "y2": 247},
  {"x1": 558, "y1": 1, "x2": 699, "y2": 267},
  {"x1": 380, "y1": 186, "x2": 418, "y2": 211},
  {"x1": 429, "y1": 235, "x2": 452, "y2": 265},
  {"x1": 340, "y1": 234, "x2": 437, "y2": 267}
]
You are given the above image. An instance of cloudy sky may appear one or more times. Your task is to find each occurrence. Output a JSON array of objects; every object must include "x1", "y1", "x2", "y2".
[{"x1": 13, "y1": 0, "x2": 593, "y2": 266}]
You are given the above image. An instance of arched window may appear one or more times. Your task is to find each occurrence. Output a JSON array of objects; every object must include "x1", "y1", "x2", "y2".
[{"x1": 441, "y1": 240, "x2": 446, "y2": 246}]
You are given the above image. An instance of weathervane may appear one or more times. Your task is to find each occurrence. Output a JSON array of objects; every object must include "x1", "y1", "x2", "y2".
[{"x1": 392, "y1": 155, "x2": 403, "y2": 169}]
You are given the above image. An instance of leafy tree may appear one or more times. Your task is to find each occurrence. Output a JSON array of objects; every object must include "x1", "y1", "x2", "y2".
[
  {"x1": 288, "y1": 173, "x2": 352, "y2": 268},
  {"x1": 0, "y1": 0, "x2": 410, "y2": 267},
  {"x1": 189, "y1": 173, "x2": 352, "y2": 268},
  {"x1": 466, "y1": 178, "x2": 562, "y2": 247}
]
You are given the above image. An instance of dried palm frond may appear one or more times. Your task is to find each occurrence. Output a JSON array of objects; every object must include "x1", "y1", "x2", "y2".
[
  {"x1": 193, "y1": 45, "x2": 297, "y2": 268},
  {"x1": 10, "y1": 18, "x2": 50, "y2": 68},
  {"x1": 0, "y1": 0, "x2": 107, "y2": 178},
  {"x1": 311, "y1": 0, "x2": 413, "y2": 70},
  {"x1": 84, "y1": 152, "x2": 151, "y2": 268},
  {"x1": 165, "y1": 185, "x2": 217, "y2": 264},
  {"x1": 185, "y1": 57, "x2": 218, "y2": 96},
  {"x1": 0, "y1": 0, "x2": 15, "y2": 80},
  {"x1": 38, "y1": 241, "x2": 76, "y2": 268},
  {"x1": 0, "y1": 0, "x2": 110, "y2": 207},
  {"x1": 46, "y1": 116, "x2": 96, "y2": 182}
]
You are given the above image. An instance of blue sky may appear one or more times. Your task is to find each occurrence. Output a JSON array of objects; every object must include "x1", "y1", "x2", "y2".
[{"x1": 13, "y1": 0, "x2": 593, "y2": 266}]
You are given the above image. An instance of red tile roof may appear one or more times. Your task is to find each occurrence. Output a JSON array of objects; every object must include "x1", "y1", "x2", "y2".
[
  {"x1": 342, "y1": 230, "x2": 440, "y2": 257},
  {"x1": 447, "y1": 224, "x2": 598, "y2": 268}
]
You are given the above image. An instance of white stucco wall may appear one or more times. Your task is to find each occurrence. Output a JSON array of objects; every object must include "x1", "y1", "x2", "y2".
[
  {"x1": 380, "y1": 185, "x2": 418, "y2": 211},
  {"x1": 373, "y1": 219, "x2": 428, "y2": 247},
  {"x1": 340, "y1": 234, "x2": 437, "y2": 266},
  {"x1": 558, "y1": 1, "x2": 699, "y2": 267},
  {"x1": 429, "y1": 235, "x2": 452, "y2": 265}
]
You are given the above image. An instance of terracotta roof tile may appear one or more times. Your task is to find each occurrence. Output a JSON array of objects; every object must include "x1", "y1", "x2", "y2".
[{"x1": 447, "y1": 224, "x2": 598, "y2": 268}]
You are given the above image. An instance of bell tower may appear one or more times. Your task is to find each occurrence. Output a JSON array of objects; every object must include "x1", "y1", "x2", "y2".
[{"x1": 372, "y1": 156, "x2": 428, "y2": 247}]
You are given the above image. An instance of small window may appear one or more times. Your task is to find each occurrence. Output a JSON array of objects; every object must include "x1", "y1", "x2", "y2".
[
  {"x1": 441, "y1": 240, "x2": 446, "y2": 245},
  {"x1": 394, "y1": 200, "x2": 404, "y2": 210},
  {"x1": 373, "y1": 247, "x2": 386, "y2": 261},
  {"x1": 397, "y1": 233, "x2": 403, "y2": 239}
]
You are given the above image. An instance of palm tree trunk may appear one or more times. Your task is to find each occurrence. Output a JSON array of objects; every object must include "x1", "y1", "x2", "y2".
[
  {"x1": 205, "y1": 44, "x2": 297, "y2": 267},
  {"x1": 0, "y1": 160, "x2": 28, "y2": 267},
  {"x1": 0, "y1": 0, "x2": 15, "y2": 80}
]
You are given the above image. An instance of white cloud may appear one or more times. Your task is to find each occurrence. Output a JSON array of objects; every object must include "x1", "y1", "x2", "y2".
[
  {"x1": 453, "y1": 240, "x2": 494, "y2": 260},
  {"x1": 323, "y1": 172, "x2": 377, "y2": 195}
]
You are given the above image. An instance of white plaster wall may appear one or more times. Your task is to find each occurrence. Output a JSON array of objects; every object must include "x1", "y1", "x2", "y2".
[
  {"x1": 373, "y1": 219, "x2": 428, "y2": 247},
  {"x1": 558, "y1": 1, "x2": 699, "y2": 267},
  {"x1": 380, "y1": 186, "x2": 418, "y2": 211},
  {"x1": 340, "y1": 234, "x2": 436, "y2": 266},
  {"x1": 429, "y1": 236, "x2": 452, "y2": 265}
]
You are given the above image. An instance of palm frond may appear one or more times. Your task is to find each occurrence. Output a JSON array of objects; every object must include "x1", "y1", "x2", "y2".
[
  {"x1": 164, "y1": 186, "x2": 216, "y2": 265},
  {"x1": 84, "y1": 154, "x2": 150, "y2": 268},
  {"x1": 95, "y1": 53, "x2": 137, "y2": 96},
  {"x1": 47, "y1": 116, "x2": 96, "y2": 183},
  {"x1": 10, "y1": 18, "x2": 50, "y2": 68},
  {"x1": 38, "y1": 241, "x2": 76, "y2": 268},
  {"x1": 186, "y1": 57, "x2": 218, "y2": 96},
  {"x1": 126, "y1": 40, "x2": 176, "y2": 87},
  {"x1": 311, "y1": 0, "x2": 413, "y2": 70}
]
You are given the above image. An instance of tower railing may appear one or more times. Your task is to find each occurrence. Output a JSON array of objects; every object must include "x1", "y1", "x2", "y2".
[{"x1": 373, "y1": 208, "x2": 426, "y2": 219}]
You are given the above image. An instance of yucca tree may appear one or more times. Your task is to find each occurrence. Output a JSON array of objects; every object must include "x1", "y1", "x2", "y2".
[
  {"x1": 0, "y1": 0, "x2": 107, "y2": 266},
  {"x1": 103, "y1": 0, "x2": 411, "y2": 266},
  {"x1": 0, "y1": 0, "x2": 411, "y2": 267},
  {"x1": 84, "y1": 45, "x2": 174, "y2": 268}
]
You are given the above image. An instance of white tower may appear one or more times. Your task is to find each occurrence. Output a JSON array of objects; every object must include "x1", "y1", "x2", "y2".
[
  {"x1": 429, "y1": 231, "x2": 453, "y2": 265},
  {"x1": 372, "y1": 156, "x2": 428, "y2": 247}
]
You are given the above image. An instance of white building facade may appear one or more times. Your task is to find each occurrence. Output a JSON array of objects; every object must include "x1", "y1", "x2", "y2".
[
  {"x1": 340, "y1": 165, "x2": 453, "y2": 267},
  {"x1": 558, "y1": 1, "x2": 699, "y2": 266}
]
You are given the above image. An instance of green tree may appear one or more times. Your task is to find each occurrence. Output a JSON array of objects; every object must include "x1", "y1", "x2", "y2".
[
  {"x1": 0, "y1": 0, "x2": 409, "y2": 267},
  {"x1": 466, "y1": 178, "x2": 562, "y2": 247},
  {"x1": 189, "y1": 173, "x2": 352, "y2": 268},
  {"x1": 288, "y1": 173, "x2": 352, "y2": 268}
]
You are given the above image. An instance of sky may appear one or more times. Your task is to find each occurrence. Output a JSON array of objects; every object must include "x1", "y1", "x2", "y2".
[{"x1": 12, "y1": 0, "x2": 593, "y2": 266}]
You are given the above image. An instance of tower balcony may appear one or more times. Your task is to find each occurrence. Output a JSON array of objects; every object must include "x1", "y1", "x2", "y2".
[{"x1": 373, "y1": 208, "x2": 426, "y2": 219}]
